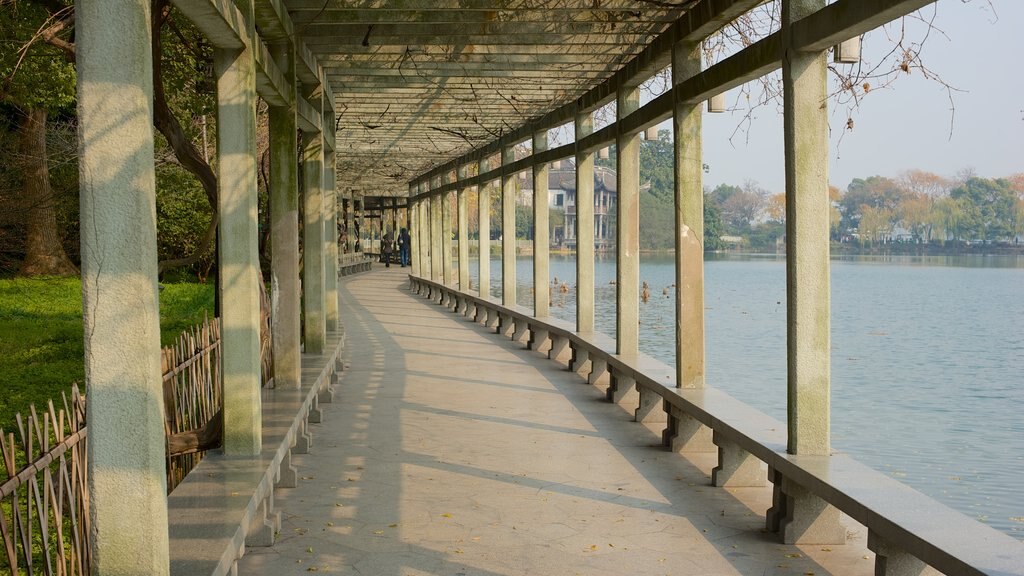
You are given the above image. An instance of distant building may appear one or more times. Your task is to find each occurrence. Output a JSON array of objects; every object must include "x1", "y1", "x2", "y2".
[{"x1": 519, "y1": 166, "x2": 619, "y2": 250}]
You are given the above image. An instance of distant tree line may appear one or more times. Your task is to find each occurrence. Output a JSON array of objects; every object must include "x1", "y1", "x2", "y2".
[{"x1": 603, "y1": 131, "x2": 1023, "y2": 252}]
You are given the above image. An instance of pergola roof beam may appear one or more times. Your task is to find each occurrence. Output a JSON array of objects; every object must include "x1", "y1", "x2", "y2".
[{"x1": 170, "y1": 0, "x2": 245, "y2": 49}]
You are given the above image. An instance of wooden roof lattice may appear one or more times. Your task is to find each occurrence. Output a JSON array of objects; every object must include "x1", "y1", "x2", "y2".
[{"x1": 281, "y1": 0, "x2": 699, "y2": 197}]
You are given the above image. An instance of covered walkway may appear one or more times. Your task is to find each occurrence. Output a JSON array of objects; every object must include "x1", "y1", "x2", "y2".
[{"x1": 239, "y1": 269, "x2": 873, "y2": 576}]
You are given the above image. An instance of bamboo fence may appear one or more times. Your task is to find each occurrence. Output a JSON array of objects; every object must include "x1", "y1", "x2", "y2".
[
  {"x1": 0, "y1": 388, "x2": 89, "y2": 576},
  {"x1": 1, "y1": 311, "x2": 249, "y2": 574},
  {"x1": 162, "y1": 316, "x2": 223, "y2": 492}
]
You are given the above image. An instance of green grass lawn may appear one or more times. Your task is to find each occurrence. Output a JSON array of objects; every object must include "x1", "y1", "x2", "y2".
[{"x1": 0, "y1": 277, "x2": 214, "y2": 432}]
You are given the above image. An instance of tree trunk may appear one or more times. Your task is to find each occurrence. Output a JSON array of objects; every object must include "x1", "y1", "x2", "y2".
[{"x1": 18, "y1": 107, "x2": 78, "y2": 276}]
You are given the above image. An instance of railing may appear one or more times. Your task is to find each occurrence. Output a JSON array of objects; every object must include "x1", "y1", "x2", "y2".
[
  {"x1": 0, "y1": 387, "x2": 89, "y2": 576},
  {"x1": 163, "y1": 316, "x2": 222, "y2": 493},
  {"x1": 409, "y1": 275, "x2": 1024, "y2": 576},
  {"x1": 1, "y1": 315, "x2": 235, "y2": 575}
]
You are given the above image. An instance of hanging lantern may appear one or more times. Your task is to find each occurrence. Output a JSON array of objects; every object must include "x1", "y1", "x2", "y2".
[
  {"x1": 707, "y1": 93, "x2": 726, "y2": 113},
  {"x1": 599, "y1": 147, "x2": 610, "y2": 159},
  {"x1": 644, "y1": 126, "x2": 658, "y2": 141},
  {"x1": 834, "y1": 36, "x2": 861, "y2": 64}
]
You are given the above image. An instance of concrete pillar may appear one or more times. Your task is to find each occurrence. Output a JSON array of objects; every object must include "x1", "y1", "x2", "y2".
[
  {"x1": 501, "y1": 146, "x2": 516, "y2": 307},
  {"x1": 616, "y1": 85, "x2": 641, "y2": 356},
  {"x1": 419, "y1": 190, "x2": 431, "y2": 278},
  {"x1": 442, "y1": 190, "x2": 454, "y2": 286},
  {"x1": 533, "y1": 130, "x2": 550, "y2": 317},
  {"x1": 783, "y1": 0, "x2": 831, "y2": 456},
  {"x1": 673, "y1": 41, "x2": 705, "y2": 390},
  {"x1": 323, "y1": 110, "x2": 339, "y2": 330},
  {"x1": 776, "y1": 0, "x2": 842, "y2": 546},
  {"x1": 575, "y1": 112, "x2": 595, "y2": 334},
  {"x1": 302, "y1": 124, "x2": 326, "y2": 355},
  {"x1": 346, "y1": 196, "x2": 355, "y2": 254},
  {"x1": 457, "y1": 167, "x2": 470, "y2": 291},
  {"x1": 214, "y1": 1, "x2": 262, "y2": 454},
  {"x1": 77, "y1": 0, "x2": 170, "y2": 570},
  {"x1": 409, "y1": 191, "x2": 420, "y2": 277},
  {"x1": 268, "y1": 43, "x2": 301, "y2": 389},
  {"x1": 392, "y1": 198, "x2": 399, "y2": 241},
  {"x1": 478, "y1": 159, "x2": 491, "y2": 299},
  {"x1": 667, "y1": 40, "x2": 713, "y2": 452},
  {"x1": 430, "y1": 193, "x2": 443, "y2": 282}
]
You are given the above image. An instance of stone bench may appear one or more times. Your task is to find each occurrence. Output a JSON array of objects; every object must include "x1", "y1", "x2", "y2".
[
  {"x1": 408, "y1": 275, "x2": 1024, "y2": 576},
  {"x1": 167, "y1": 331, "x2": 344, "y2": 576},
  {"x1": 339, "y1": 254, "x2": 373, "y2": 276}
]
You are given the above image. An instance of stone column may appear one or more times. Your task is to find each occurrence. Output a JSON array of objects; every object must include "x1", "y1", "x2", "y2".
[
  {"x1": 269, "y1": 42, "x2": 301, "y2": 389},
  {"x1": 323, "y1": 110, "x2": 339, "y2": 330},
  {"x1": 409, "y1": 190, "x2": 420, "y2": 277},
  {"x1": 533, "y1": 130, "x2": 550, "y2": 317},
  {"x1": 673, "y1": 41, "x2": 705, "y2": 390},
  {"x1": 478, "y1": 159, "x2": 491, "y2": 299},
  {"x1": 431, "y1": 193, "x2": 443, "y2": 282},
  {"x1": 77, "y1": 0, "x2": 170, "y2": 570},
  {"x1": 778, "y1": 0, "x2": 842, "y2": 546},
  {"x1": 668, "y1": 40, "x2": 713, "y2": 452},
  {"x1": 419, "y1": 189, "x2": 431, "y2": 278},
  {"x1": 616, "y1": 85, "x2": 641, "y2": 356},
  {"x1": 784, "y1": 0, "x2": 831, "y2": 458},
  {"x1": 215, "y1": 1, "x2": 262, "y2": 454},
  {"x1": 457, "y1": 166, "x2": 470, "y2": 291},
  {"x1": 346, "y1": 196, "x2": 355, "y2": 254},
  {"x1": 302, "y1": 117, "x2": 326, "y2": 355},
  {"x1": 442, "y1": 190, "x2": 454, "y2": 286},
  {"x1": 359, "y1": 197, "x2": 366, "y2": 253},
  {"x1": 501, "y1": 146, "x2": 516, "y2": 307},
  {"x1": 575, "y1": 111, "x2": 595, "y2": 333}
]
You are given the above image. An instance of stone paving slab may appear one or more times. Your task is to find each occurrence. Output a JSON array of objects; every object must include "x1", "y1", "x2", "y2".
[{"x1": 238, "y1": 269, "x2": 877, "y2": 576}]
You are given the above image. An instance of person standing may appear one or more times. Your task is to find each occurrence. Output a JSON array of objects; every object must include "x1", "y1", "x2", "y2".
[
  {"x1": 382, "y1": 228, "x2": 394, "y2": 268},
  {"x1": 398, "y1": 226, "x2": 411, "y2": 267}
]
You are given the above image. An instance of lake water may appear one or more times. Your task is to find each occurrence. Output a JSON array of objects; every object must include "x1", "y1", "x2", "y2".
[{"x1": 465, "y1": 253, "x2": 1024, "y2": 539}]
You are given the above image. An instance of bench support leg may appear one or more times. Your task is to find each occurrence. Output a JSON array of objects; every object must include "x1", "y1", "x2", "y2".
[
  {"x1": 277, "y1": 450, "x2": 298, "y2": 488},
  {"x1": 246, "y1": 493, "x2": 279, "y2": 547},
  {"x1": 711, "y1": 432, "x2": 765, "y2": 487},
  {"x1": 588, "y1": 358, "x2": 608, "y2": 386},
  {"x1": 484, "y1": 309, "x2": 499, "y2": 330},
  {"x1": 498, "y1": 313, "x2": 514, "y2": 337},
  {"x1": 569, "y1": 347, "x2": 590, "y2": 375},
  {"x1": 527, "y1": 327, "x2": 547, "y2": 351},
  {"x1": 635, "y1": 388, "x2": 665, "y2": 423},
  {"x1": 664, "y1": 405, "x2": 714, "y2": 453},
  {"x1": 774, "y1": 475, "x2": 846, "y2": 545},
  {"x1": 308, "y1": 395, "x2": 322, "y2": 424},
  {"x1": 321, "y1": 375, "x2": 337, "y2": 404},
  {"x1": 294, "y1": 420, "x2": 312, "y2": 454},
  {"x1": 548, "y1": 335, "x2": 570, "y2": 363},
  {"x1": 606, "y1": 373, "x2": 634, "y2": 404},
  {"x1": 868, "y1": 531, "x2": 929, "y2": 576},
  {"x1": 513, "y1": 321, "x2": 531, "y2": 344}
]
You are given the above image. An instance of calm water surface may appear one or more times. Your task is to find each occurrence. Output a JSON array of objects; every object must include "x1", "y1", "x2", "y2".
[{"x1": 465, "y1": 253, "x2": 1024, "y2": 538}]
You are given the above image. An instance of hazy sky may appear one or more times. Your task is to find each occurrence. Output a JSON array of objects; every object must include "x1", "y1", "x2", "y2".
[{"x1": 695, "y1": 0, "x2": 1022, "y2": 193}]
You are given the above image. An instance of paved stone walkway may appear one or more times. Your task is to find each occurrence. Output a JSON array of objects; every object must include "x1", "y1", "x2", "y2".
[{"x1": 239, "y1": 268, "x2": 875, "y2": 575}]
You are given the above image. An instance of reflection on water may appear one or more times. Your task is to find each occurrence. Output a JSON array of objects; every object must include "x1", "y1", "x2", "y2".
[{"x1": 465, "y1": 253, "x2": 1024, "y2": 539}]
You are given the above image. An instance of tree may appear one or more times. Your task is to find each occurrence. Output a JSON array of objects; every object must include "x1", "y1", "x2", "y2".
[
  {"x1": 840, "y1": 176, "x2": 907, "y2": 234},
  {"x1": 898, "y1": 193, "x2": 933, "y2": 243},
  {"x1": 857, "y1": 205, "x2": 893, "y2": 245},
  {"x1": 949, "y1": 177, "x2": 1017, "y2": 242},
  {"x1": 703, "y1": 199, "x2": 725, "y2": 251},
  {"x1": 1, "y1": 1, "x2": 78, "y2": 276},
  {"x1": 898, "y1": 169, "x2": 950, "y2": 198}
]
